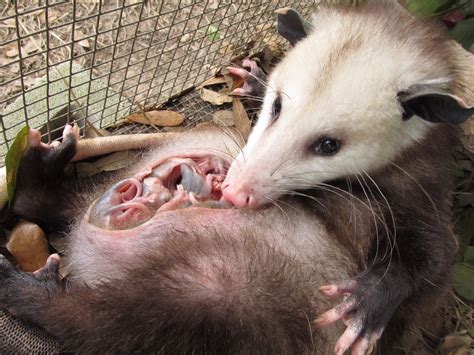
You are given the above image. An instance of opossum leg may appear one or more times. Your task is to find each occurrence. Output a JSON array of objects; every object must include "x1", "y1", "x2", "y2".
[
  {"x1": 227, "y1": 58, "x2": 267, "y2": 102},
  {"x1": 12, "y1": 125, "x2": 79, "y2": 230},
  {"x1": 0, "y1": 254, "x2": 65, "y2": 319},
  {"x1": 314, "y1": 265, "x2": 410, "y2": 354}
]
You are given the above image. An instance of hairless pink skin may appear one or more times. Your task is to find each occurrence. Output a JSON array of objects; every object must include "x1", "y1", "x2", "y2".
[{"x1": 89, "y1": 155, "x2": 230, "y2": 230}]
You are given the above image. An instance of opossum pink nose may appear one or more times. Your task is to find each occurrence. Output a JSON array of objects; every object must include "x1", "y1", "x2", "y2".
[{"x1": 221, "y1": 183, "x2": 257, "y2": 208}]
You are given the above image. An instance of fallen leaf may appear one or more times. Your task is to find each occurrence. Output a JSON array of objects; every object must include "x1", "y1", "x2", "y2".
[
  {"x1": 200, "y1": 87, "x2": 233, "y2": 105},
  {"x1": 212, "y1": 110, "x2": 234, "y2": 126},
  {"x1": 196, "y1": 76, "x2": 227, "y2": 89},
  {"x1": 85, "y1": 126, "x2": 110, "y2": 138},
  {"x1": 440, "y1": 335, "x2": 473, "y2": 352},
  {"x1": 126, "y1": 110, "x2": 184, "y2": 127},
  {"x1": 76, "y1": 151, "x2": 137, "y2": 178},
  {"x1": 452, "y1": 262, "x2": 474, "y2": 301},
  {"x1": 233, "y1": 98, "x2": 251, "y2": 139},
  {"x1": 6, "y1": 221, "x2": 50, "y2": 272}
]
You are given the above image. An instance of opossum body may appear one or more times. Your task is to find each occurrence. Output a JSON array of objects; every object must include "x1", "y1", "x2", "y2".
[
  {"x1": 0, "y1": 121, "x2": 449, "y2": 354},
  {"x1": 1, "y1": 125, "x2": 350, "y2": 354},
  {"x1": 222, "y1": 1, "x2": 473, "y2": 353}
]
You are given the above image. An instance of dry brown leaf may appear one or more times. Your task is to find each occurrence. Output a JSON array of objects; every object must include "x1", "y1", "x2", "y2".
[
  {"x1": 6, "y1": 221, "x2": 50, "y2": 272},
  {"x1": 76, "y1": 151, "x2": 136, "y2": 178},
  {"x1": 219, "y1": 41, "x2": 235, "y2": 56},
  {"x1": 233, "y1": 98, "x2": 251, "y2": 139},
  {"x1": 126, "y1": 110, "x2": 184, "y2": 127},
  {"x1": 213, "y1": 110, "x2": 235, "y2": 127},
  {"x1": 85, "y1": 126, "x2": 110, "y2": 138},
  {"x1": 196, "y1": 76, "x2": 227, "y2": 89},
  {"x1": 200, "y1": 87, "x2": 233, "y2": 105}
]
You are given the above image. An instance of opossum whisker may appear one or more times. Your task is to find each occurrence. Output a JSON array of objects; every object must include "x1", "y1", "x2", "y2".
[
  {"x1": 275, "y1": 187, "x2": 329, "y2": 213},
  {"x1": 390, "y1": 162, "x2": 441, "y2": 223},
  {"x1": 345, "y1": 177, "x2": 358, "y2": 240},
  {"x1": 264, "y1": 196, "x2": 292, "y2": 225},
  {"x1": 229, "y1": 93, "x2": 265, "y2": 103},
  {"x1": 302, "y1": 310, "x2": 315, "y2": 351},
  {"x1": 358, "y1": 172, "x2": 397, "y2": 274},
  {"x1": 270, "y1": 157, "x2": 294, "y2": 177},
  {"x1": 362, "y1": 171, "x2": 400, "y2": 261},
  {"x1": 269, "y1": 195, "x2": 302, "y2": 214},
  {"x1": 353, "y1": 173, "x2": 384, "y2": 273},
  {"x1": 212, "y1": 123, "x2": 245, "y2": 153},
  {"x1": 356, "y1": 172, "x2": 396, "y2": 287}
]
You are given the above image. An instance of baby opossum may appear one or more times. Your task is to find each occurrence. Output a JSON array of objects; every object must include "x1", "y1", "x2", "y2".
[{"x1": 222, "y1": 1, "x2": 473, "y2": 353}]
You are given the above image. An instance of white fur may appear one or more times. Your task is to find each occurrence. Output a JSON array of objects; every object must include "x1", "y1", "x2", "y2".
[{"x1": 224, "y1": 2, "x2": 453, "y2": 205}]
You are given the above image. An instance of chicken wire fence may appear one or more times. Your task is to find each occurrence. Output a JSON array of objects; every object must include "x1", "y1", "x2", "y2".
[{"x1": 0, "y1": 0, "x2": 318, "y2": 165}]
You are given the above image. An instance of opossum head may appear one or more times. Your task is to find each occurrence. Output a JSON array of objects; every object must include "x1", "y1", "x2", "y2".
[{"x1": 222, "y1": 1, "x2": 473, "y2": 208}]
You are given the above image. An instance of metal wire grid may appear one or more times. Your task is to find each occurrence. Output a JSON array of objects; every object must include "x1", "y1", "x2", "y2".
[{"x1": 0, "y1": 0, "x2": 317, "y2": 163}]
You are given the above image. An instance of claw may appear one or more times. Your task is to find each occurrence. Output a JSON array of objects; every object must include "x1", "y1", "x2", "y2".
[
  {"x1": 320, "y1": 281, "x2": 357, "y2": 297},
  {"x1": 227, "y1": 66, "x2": 250, "y2": 79},
  {"x1": 334, "y1": 322, "x2": 361, "y2": 355},
  {"x1": 314, "y1": 299, "x2": 355, "y2": 326},
  {"x1": 231, "y1": 88, "x2": 246, "y2": 95},
  {"x1": 351, "y1": 337, "x2": 370, "y2": 355},
  {"x1": 28, "y1": 129, "x2": 42, "y2": 148},
  {"x1": 32, "y1": 254, "x2": 61, "y2": 280}
]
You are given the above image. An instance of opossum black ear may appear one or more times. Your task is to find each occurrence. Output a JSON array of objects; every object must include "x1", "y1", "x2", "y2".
[
  {"x1": 275, "y1": 8, "x2": 311, "y2": 46},
  {"x1": 399, "y1": 88, "x2": 474, "y2": 125}
]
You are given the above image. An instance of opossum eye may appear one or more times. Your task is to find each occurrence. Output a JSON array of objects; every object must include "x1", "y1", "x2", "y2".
[
  {"x1": 313, "y1": 138, "x2": 340, "y2": 156},
  {"x1": 271, "y1": 95, "x2": 282, "y2": 122}
]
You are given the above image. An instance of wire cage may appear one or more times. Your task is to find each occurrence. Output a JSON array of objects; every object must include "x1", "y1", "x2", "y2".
[{"x1": 0, "y1": 0, "x2": 318, "y2": 165}]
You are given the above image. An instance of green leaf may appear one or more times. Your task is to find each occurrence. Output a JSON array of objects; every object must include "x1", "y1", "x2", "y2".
[
  {"x1": 453, "y1": 262, "x2": 474, "y2": 301},
  {"x1": 405, "y1": 0, "x2": 453, "y2": 17},
  {"x1": 5, "y1": 126, "x2": 29, "y2": 205},
  {"x1": 456, "y1": 208, "x2": 474, "y2": 255},
  {"x1": 450, "y1": 17, "x2": 474, "y2": 48},
  {"x1": 464, "y1": 246, "x2": 474, "y2": 266},
  {"x1": 206, "y1": 25, "x2": 221, "y2": 41}
]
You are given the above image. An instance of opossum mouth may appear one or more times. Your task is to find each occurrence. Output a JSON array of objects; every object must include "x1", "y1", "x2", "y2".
[{"x1": 89, "y1": 155, "x2": 230, "y2": 230}]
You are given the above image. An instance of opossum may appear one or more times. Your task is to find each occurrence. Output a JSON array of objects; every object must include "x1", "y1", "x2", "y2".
[
  {"x1": 0, "y1": 121, "x2": 448, "y2": 354},
  {"x1": 222, "y1": 1, "x2": 473, "y2": 353},
  {"x1": 0, "y1": 124, "x2": 348, "y2": 353}
]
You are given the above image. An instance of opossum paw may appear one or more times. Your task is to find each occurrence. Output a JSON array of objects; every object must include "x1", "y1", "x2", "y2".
[
  {"x1": 0, "y1": 254, "x2": 64, "y2": 316},
  {"x1": 227, "y1": 58, "x2": 266, "y2": 99},
  {"x1": 314, "y1": 276, "x2": 403, "y2": 355}
]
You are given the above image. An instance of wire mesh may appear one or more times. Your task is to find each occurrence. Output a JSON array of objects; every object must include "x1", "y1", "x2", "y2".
[{"x1": 0, "y1": 0, "x2": 318, "y2": 164}]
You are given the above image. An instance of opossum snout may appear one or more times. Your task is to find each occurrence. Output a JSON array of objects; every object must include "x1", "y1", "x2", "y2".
[{"x1": 221, "y1": 182, "x2": 259, "y2": 208}]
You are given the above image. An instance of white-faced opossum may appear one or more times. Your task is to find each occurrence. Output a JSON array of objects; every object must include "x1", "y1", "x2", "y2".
[{"x1": 222, "y1": 1, "x2": 473, "y2": 354}]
